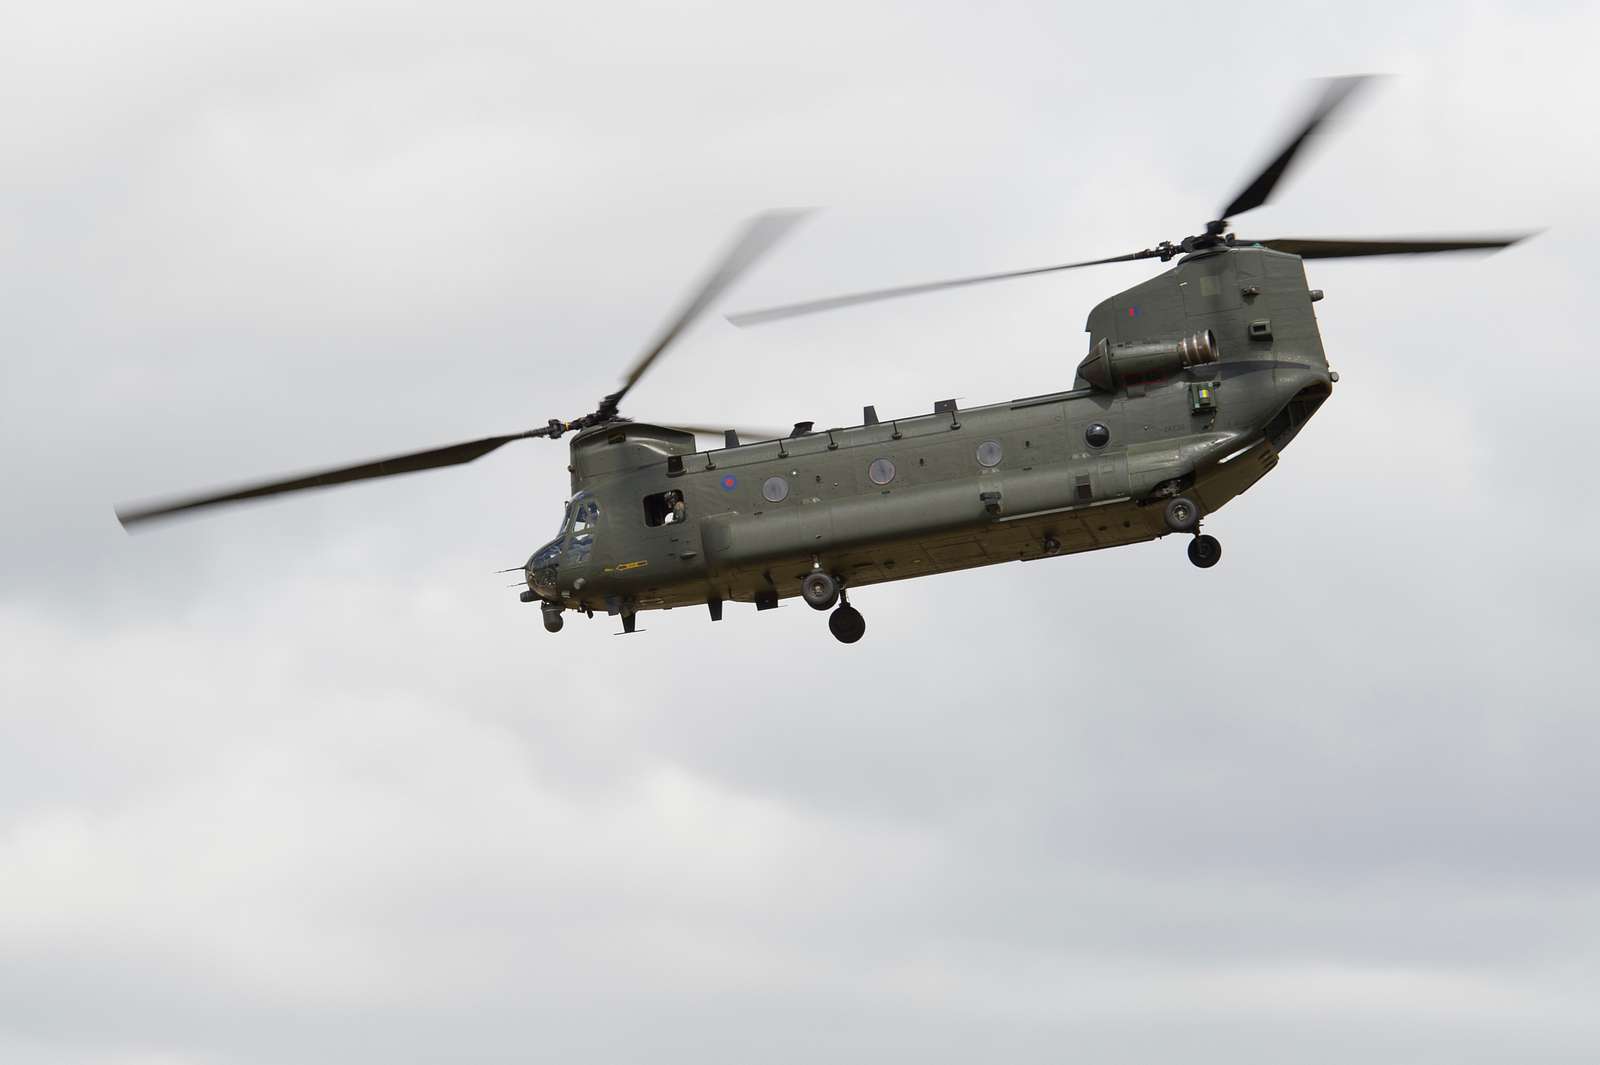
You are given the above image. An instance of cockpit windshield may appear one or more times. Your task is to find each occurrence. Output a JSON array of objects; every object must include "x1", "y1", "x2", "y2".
[{"x1": 534, "y1": 493, "x2": 603, "y2": 574}]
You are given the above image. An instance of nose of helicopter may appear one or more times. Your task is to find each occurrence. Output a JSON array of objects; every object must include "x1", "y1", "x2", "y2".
[{"x1": 524, "y1": 538, "x2": 563, "y2": 600}]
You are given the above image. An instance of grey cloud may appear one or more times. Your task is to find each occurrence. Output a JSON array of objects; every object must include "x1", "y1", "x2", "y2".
[{"x1": 3, "y1": 2, "x2": 1599, "y2": 1064}]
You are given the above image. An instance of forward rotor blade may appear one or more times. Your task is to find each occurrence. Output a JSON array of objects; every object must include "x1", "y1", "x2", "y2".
[
  {"x1": 613, "y1": 209, "x2": 810, "y2": 405},
  {"x1": 117, "y1": 429, "x2": 549, "y2": 529},
  {"x1": 1243, "y1": 234, "x2": 1534, "y2": 259},
  {"x1": 1220, "y1": 75, "x2": 1373, "y2": 221},
  {"x1": 726, "y1": 250, "x2": 1152, "y2": 327}
]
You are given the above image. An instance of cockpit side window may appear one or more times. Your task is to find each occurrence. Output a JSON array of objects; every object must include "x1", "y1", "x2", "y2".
[
  {"x1": 643, "y1": 490, "x2": 686, "y2": 527},
  {"x1": 561, "y1": 493, "x2": 600, "y2": 565},
  {"x1": 574, "y1": 496, "x2": 600, "y2": 533}
]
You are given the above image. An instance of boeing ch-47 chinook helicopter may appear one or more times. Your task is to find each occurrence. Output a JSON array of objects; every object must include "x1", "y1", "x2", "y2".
[{"x1": 119, "y1": 77, "x2": 1528, "y2": 642}]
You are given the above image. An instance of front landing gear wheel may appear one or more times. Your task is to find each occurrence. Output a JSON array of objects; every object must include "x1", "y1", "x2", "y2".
[
  {"x1": 1188, "y1": 533, "x2": 1222, "y2": 569},
  {"x1": 801, "y1": 571, "x2": 840, "y2": 611},
  {"x1": 541, "y1": 603, "x2": 565, "y2": 632},
  {"x1": 829, "y1": 604, "x2": 866, "y2": 644}
]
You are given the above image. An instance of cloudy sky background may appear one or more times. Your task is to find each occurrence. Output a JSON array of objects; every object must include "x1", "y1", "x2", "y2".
[{"x1": 4, "y1": 2, "x2": 1599, "y2": 1062}]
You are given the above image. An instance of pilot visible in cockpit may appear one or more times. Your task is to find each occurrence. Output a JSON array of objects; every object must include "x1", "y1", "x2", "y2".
[{"x1": 665, "y1": 490, "x2": 686, "y2": 525}]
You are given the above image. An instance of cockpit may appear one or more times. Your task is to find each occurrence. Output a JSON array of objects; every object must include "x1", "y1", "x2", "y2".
[{"x1": 525, "y1": 491, "x2": 603, "y2": 598}]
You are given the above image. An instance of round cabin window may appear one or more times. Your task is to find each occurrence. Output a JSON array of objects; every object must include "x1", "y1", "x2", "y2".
[
  {"x1": 1085, "y1": 422, "x2": 1111, "y2": 448},
  {"x1": 762, "y1": 476, "x2": 789, "y2": 502},
  {"x1": 976, "y1": 440, "x2": 1003, "y2": 467},
  {"x1": 868, "y1": 458, "x2": 897, "y2": 485}
]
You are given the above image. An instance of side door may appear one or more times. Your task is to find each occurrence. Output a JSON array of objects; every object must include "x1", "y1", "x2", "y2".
[{"x1": 638, "y1": 484, "x2": 704, "y2": 573}]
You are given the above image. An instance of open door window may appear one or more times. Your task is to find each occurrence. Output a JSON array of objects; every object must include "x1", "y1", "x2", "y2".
[{"x1": 643, "y1": 490, "x2": 687, "y2": 527}]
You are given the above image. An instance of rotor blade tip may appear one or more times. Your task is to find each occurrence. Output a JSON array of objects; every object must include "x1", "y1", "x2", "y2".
[
  {"x1": 115, "y1": 507, "x2": 151, "y2": 532},
  {"x1": 1319, "y1": 72, "x2": 1382, "y2": 102}
]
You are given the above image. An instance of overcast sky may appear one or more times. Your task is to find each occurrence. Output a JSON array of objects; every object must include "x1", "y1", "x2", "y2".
[{"x1": 3, "y1": 2, "x2": 1599, "y2": 1063}]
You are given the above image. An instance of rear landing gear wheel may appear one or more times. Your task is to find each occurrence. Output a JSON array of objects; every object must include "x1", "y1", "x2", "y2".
[
  {"x1": 1164, "y1": 496, "x2": 1200, "y2": 533},
  {"x1": 1188, "y1": 533, "x2": 1222, "y2": 569},
  {"x1": 802, "y1": 571, "x2": 840, "y2": 611},
  {"x1": 829, "y1": 604, "x2": 866, "y2": 644}
]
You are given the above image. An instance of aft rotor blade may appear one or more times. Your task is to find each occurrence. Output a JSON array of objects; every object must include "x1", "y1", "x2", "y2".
[
  {"x1": 726, "y1": 250, "x2": 1152, "y2": 326},
  {"x1": 117, "y1": 428, "x2": 551, "y2": 529},
  {"x1": 613, "y1": 209, "x2": 810, "y2": 405},
  {"x1": 1244, "y1": 234, "x2": 1534, "y2": 259},
  {"x1": 1220, "y1": 75, "x2": 1373, "y2": 221}
]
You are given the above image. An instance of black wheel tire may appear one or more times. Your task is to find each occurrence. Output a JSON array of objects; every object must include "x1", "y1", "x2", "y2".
[
  {"x1": 801, "y1": 571, "x2": 840, "y2": 611},
  {"x1": 542, "y1": 609, "x2": 565, "y2": 633},
  {"x1": 1188, "y1": 533, "x2": 1222, "y2": 569},
  {"x1": 828, "y1": 604, "x2": 866, "y2": 644},
  {"x1": 1164, "y1": 496, "x2": 1200, "y2": 533}
]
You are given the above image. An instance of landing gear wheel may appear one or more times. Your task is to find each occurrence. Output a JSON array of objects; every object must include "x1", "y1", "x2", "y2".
[
  {"x1": 541, "y1": 603, "x2": 565, "y2": 633},
  {"x1": 1164, "y1": 496, "x2": 1200, "y2": 533},
  {"x1": 801, "y1": 571, "x2": 840, "y2": 611},
  {"x1": 1188, "y1": 533, "x2": 1222, "y2": 569},
  {"x1": 828, "y1": 604, "x2": 866, "y2": 644}
]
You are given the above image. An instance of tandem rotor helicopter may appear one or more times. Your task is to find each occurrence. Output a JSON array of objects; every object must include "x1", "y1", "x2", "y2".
[{"x1": 118, "y1": 77, "x2": 1530, "y2": 643}]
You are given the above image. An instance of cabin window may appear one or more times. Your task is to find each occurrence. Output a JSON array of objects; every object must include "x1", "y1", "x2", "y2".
[
  {"x1": 642, "y1": 490, "x2": 687, "y2": 527},
  {"x1": 762, "y1": 476, "x2": 789, "y2": 503},
  {"x1": 868, "y1": 458, "x2": 896, "y2": 485},
  {"x1": 976, "y1": 440, "x2": 1003, "y2": 468}
]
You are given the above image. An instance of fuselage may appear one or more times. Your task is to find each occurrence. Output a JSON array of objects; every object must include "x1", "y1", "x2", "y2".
[{"x1": 526, "y1": 245, "x2": 1334, "y2": 620}]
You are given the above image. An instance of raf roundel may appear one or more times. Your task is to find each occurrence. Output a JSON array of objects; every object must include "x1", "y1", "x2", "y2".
[{"x1": 720, "y1": 474, "x2": 738, "y2": 492}]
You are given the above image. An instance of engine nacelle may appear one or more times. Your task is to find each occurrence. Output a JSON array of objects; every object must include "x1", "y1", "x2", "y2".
[{"x1": 1077, "y1": 330, "x2": 1219, "y2": 391}]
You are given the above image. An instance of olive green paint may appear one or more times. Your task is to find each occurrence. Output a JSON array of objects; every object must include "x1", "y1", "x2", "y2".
[{"x1": 524, "y1": 246, "x2": 1330, "y2": 623}]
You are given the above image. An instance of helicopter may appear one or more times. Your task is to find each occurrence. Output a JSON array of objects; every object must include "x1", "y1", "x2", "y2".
[{"x1": 118, "y1": 76, "x2": 1530, "y2": 643}]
